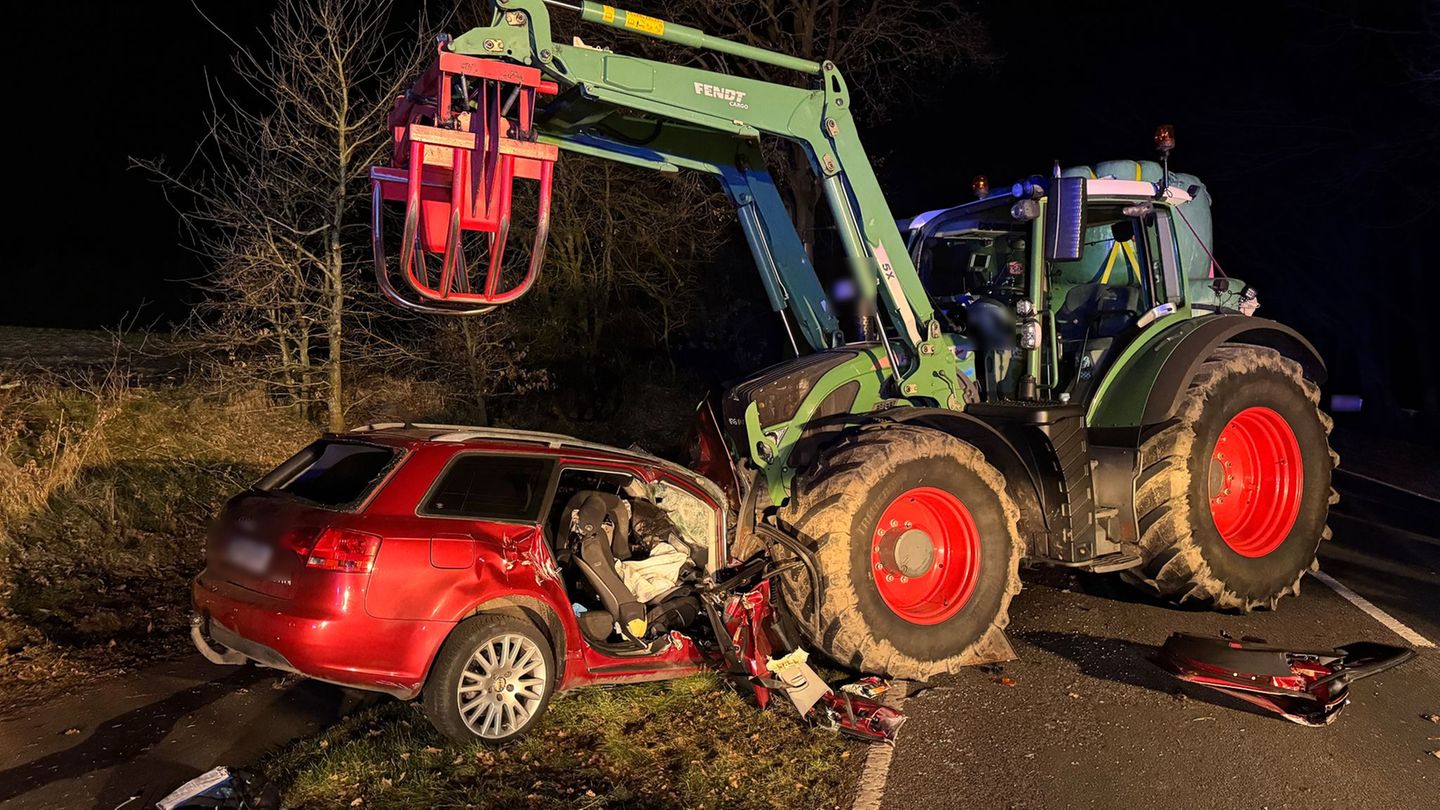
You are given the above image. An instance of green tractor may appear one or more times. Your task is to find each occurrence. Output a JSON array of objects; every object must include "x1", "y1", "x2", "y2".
[{"x1": 371, "y1": 0, "x2": 1335, "y2": 680}]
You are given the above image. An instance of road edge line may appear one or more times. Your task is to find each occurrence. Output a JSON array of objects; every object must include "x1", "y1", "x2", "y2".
[
  {"x1": 1310, "y1": 570, "x2": 1435, "y2": 648},
  {"x1": 850, "y1": 681, "x2": 909, "y2": 810},
  {"x1": 1333, "y1": 468, "x2": 1440, "y2": 505}
]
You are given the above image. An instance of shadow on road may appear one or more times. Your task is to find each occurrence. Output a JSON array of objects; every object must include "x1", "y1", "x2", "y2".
[
  {"x1": 0, "y1": 666, "x2": 266, "y2": 803},
  {"x1": 1016, "y1": 629, "x2": 1289, "y2": 721}
]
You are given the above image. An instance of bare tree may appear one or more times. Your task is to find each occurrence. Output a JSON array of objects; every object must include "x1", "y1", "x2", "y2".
[
  {"x1": 516, "y1": 157, "x2": 727, "y2": 370},
  {"x1": 139, "y1": 0, "x2": 422, "y2": 430}
]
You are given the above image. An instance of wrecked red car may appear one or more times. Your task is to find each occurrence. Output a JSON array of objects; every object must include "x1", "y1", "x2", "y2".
[{"x1": 191, "y1": 423, "x2": 899, "y2": 744}]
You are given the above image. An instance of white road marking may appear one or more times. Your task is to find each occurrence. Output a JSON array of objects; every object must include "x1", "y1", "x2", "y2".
[
  {"x1": 850, "y1": 680, "x2": 909, "y2": 810},
  {"x1": 1334, "y1": 468, "x2": 1440, "y2": 505},
  {"x1": 1310, "y1": 570, "x2": 1435, "y2": 648}
]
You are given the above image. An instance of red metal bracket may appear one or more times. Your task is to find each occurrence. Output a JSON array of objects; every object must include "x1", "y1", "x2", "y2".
[{"x1": 371, "y1": 39, "x2": 559, "y2": 313}]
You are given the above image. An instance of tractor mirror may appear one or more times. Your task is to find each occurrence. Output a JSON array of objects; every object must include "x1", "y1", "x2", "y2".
[{"x1": 1044, "y1": 177, "x2": 1088, "y2": 262}]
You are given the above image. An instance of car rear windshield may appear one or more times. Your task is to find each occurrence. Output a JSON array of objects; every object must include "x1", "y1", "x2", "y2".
[
  {"x1": 264, "y1": 440, "x2": 398, "y2": 509},
  {"x1": 421, "y1": 454, "x2": 553, "y2": 522}
]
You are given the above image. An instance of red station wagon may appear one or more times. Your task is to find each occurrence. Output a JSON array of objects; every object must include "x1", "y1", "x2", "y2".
[{"x1": 191, "y1": 423, "x2": 899, "y2": 743}]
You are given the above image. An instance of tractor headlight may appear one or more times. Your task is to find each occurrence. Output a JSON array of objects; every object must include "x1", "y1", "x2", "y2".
[
  {"x1": 1014, "y1": 299, "x2": 1035, "y2": 318},
  {"x1": 1019, "y1": 320, "x2": 1040, "y2": 350}
]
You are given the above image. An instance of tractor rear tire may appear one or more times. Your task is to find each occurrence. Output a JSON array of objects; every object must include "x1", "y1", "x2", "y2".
[
  {"x1": 777, "y1": 425, "x2": 1023, "y2": 681},
  {"x1": 1124, "y1": 346, "x2": 1336, "y2": 610}
]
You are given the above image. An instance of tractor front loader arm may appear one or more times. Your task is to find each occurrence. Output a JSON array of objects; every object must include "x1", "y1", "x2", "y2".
[{"x1": 372, "y1": 0, "x2": 960, "y2": 401}]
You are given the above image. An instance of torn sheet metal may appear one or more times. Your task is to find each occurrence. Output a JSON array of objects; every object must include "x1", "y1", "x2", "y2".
[
  {"x1": 718, "y1": 579, "x2": 905, "y2": 742},
  {"x1": 811, "y1": 690, "x2": 906, "y2": 742},
  {"x1": 1154, "y1": 632, "x2": 1416, "y2": 726}
]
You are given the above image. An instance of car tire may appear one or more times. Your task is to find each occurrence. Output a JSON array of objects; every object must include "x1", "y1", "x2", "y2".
[
  {"x1": 1123, "y1": 346, "x2": 1336, "y2": 610},
  {"x1": 422, "y1": 613, "x2": 557, "y2": 745},
  {"x1": 778, "y1": 424, "x2": 1023, "y2": 681}
]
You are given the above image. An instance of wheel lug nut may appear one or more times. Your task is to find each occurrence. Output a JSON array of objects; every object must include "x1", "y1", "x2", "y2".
[
  {"x1": 899, "y1": 575, "x2": 909, "y2": 583},
  {"x1": 885, "y1": 574, "x2": 895, "y2": 582},
  {"x1": 903, "y1": 521, "x2": 912, "y2": 528},
  {"x1": 890, "y1": 520, "x2": 899, "y2": 528}
]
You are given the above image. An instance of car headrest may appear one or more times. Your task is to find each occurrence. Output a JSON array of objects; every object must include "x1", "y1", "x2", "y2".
[{"x1": 562, "y1": 490, "x2": 631, "y2": 558}]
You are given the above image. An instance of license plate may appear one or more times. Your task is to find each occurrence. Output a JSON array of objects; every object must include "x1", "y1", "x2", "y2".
[{"x1": 224, "y1": 536, "x2": 273, "y2": 575}]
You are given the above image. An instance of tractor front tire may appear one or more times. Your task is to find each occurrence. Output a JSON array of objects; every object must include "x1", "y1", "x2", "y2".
[
  {"x1": 778, "y1": 425, "x2": 1023, "y2": 681},
  {"x1": 1125, "y1": 346, "x2": 1336, "y2": 610}
]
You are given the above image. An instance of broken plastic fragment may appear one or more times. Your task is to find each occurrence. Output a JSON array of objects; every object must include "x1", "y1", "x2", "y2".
[
  {"x1": 766, "y1": 649, "x2": 828, "y2": 715},
  {"x1": 1153, "y1": 632, "x2": 1415, "y2": 726},
  {"x1": 156, "y1": 767, "x2": 278, "y2": 810},
  {"x1": 840, "y1": 677, "x2": 889, "y2": 700}
]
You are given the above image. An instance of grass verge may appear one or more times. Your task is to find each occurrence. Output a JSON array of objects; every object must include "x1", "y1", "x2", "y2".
[
  {"x1": 262, "y1": 673, "x2": 861, "y2": 810},
  {"x1": 0, "y1": 378, "x2": 314, "y2": 714}
]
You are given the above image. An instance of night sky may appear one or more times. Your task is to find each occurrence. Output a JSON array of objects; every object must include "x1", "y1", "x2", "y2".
[{"x1": 8, "y1": 1, "x2": 1436, "y2": 422}]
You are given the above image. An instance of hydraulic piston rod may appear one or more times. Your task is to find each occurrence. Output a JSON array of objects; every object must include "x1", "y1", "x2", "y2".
[{"x1": 562, "y1": 1, "x2": 823, "y2": 75}]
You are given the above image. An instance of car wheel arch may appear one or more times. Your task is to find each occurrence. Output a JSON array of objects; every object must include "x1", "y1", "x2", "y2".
[{"x1": 422, "y1": 595, "x2": 569, "y2": 691}]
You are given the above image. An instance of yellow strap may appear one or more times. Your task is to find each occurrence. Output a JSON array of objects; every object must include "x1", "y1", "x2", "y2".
[
  {"x1": 1098, "y1": 243, "x2": 1121, "y2": 284},
  {"x1": 1093, "y1": 165, "x2": 1143, "y2": 284},
  {"x1": 1121, "y1": 240, "x2": 1140, "y2": 273}
]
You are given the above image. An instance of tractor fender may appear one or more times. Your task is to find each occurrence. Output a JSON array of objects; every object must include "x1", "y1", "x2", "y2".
[
  {"x1": 877, "y1": 407, "x2": 1051, "y2": 534},
  {"x1": 1089, "y1": 314, "x2": 1325, "y2": 434}
]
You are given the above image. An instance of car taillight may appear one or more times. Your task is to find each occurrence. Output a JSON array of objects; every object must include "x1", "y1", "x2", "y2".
[
  {"x1": 304, "y1": 528, "x2": 382, "y2": 573},
  {"x1": 281, "y1": 526, "x2": 323, "y2": 556}
]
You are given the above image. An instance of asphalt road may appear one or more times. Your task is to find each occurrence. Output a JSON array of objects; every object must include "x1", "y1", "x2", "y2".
[
  {"x1": 0, "y1": 660, "x2": 368, "y2": 809},
  {"x1": 881, "y1": 473, "x2": 1440, "y2": 810},
  {"x1": 0, "y1": 469, "x2": 1434, "y2": 809}
]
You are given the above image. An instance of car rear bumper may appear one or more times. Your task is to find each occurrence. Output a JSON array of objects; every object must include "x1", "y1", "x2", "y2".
[{"x1": 191, "y1": 570, "x2": 454, "y2": 699}]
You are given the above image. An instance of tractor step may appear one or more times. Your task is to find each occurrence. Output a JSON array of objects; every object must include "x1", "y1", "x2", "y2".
[{"x1": 1086, "y1": 552, "x2": 1143, "y2": 573}]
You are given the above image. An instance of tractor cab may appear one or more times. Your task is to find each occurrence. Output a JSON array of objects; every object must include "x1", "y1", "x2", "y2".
[{"x1": 904, "y1": 162, "x2": 1216, "y2": 405}]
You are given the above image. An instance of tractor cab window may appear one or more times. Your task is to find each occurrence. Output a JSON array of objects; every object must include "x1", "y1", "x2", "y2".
[
  {"x1": 914, "y1": 211, "x2": 1033, "y2": 341},
  {"x1": 912, "y1": 204, "x2": 1034, "y2": 400},
  {"x1": 1048, "y1": 204, "x2": 1154, "y2": 399},
  {"x1": 1139, "y1": 209, "x2": 1184, "y2": 306}
]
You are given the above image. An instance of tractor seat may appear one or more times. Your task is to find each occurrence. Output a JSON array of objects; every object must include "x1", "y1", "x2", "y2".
[{"x1": 1055, "y1": 283, "x2": 1142, "y2": 343}]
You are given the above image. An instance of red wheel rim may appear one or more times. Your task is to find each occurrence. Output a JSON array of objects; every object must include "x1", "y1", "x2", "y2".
[
  {"x1": 1208, "y1": 406, "x2": 1304, "y2": 557},
  {"x1": 871, "y1": 486, "x2": 981, "y2": 625}
]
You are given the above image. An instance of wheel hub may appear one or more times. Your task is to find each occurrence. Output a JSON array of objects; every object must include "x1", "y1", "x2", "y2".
[
  {"x1": 884, "y1": 529, "x2": 936, "y2": 578},
  {"x1": 1207, "y1": 406, "x2": 1304, "y2": 558},
  {"x1": 871, "y1": 486, "x2": 981, "y2": 625},
  {"x1": 457, "y1": 633, "x2": 547, "y2": 739}
]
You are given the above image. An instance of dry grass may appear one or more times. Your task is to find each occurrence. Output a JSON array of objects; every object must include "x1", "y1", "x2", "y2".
[{"x1": 0, "y1": 376, "x2": 314, "y2": 713}]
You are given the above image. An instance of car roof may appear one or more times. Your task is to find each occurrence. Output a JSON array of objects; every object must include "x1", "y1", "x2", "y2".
[{"x1": 343, "y1": 423, "x2": 728, "y2": 503}]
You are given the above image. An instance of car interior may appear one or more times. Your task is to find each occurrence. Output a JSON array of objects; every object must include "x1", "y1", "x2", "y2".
[{"x1": 546, "y1": 468, "x2": 710, "y2": 649}]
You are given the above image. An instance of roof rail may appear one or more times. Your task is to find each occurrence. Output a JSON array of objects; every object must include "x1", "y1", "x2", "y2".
[{"x1": 349, "y1": 422, "x2": 410, "y2": 432}]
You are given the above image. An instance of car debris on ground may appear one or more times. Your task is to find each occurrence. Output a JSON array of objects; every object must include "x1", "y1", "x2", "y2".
[
  {"x1": 155, "y1": 767, "x2": 277, "y2": 810},
  {"x1": 1153, "y1": 632, "x2": 1416, "y2": 726}
]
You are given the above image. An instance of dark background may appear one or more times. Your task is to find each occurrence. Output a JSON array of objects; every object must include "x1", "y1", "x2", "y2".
[{"x1": 7, "y1": 1, "x2": 1436, "y2": 433}]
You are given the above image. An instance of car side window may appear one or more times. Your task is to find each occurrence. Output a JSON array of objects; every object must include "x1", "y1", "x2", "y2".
[{"x1": 421, "y1": 454, "x2": 554, "y2": 522}]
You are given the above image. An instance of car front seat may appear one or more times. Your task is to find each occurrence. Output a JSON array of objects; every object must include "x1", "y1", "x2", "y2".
[{"x1": 563, "y1": 491, "x2": 648, "y2": 641}]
